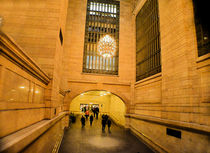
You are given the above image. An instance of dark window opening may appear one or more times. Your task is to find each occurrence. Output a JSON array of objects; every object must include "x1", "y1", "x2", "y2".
[
  {"x1": 166, "y1": 128, "x2": 181, "y2": 139},
  {"x1": 59, "y1": 28, "x2": 63, "y2": 45},
  {"x1": 136, "y1": 0, "x2": 161, "y2": 82},
  {"x1": 193, "y1": 0, "x2": 210, "y2": 57}
]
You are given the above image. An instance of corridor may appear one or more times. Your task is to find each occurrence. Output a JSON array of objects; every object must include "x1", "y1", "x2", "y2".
[{"x1": 59, "y1": 115, "x2": 154, "y2": 153}]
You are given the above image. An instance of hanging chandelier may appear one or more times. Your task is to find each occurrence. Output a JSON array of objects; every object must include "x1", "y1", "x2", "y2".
[{"x1": 98, "y1": 35, "x2": 116, "y2": 58}]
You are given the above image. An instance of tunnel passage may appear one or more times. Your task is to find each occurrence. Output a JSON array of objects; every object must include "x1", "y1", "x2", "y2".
[{"x1": 69, "y1": 90, "x2": 126, "y2": 127}]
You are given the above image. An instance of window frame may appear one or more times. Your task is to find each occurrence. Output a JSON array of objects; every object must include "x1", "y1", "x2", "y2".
[{"x1": 83, "y1": 0, "x2": 120, "y2": 75}]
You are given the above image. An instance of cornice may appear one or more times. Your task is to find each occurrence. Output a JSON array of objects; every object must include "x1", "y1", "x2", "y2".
[
  {"x1": 0, "y1": 31, "x2": 50, "y2": 85},
  {"x1": 125, "y1": 114, "x2": 210, "y2": 135}
]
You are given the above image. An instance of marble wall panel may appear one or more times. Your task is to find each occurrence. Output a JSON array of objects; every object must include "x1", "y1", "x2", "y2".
[{"x1": 1, "y1": 69, "x2": 30, "y2": 103}]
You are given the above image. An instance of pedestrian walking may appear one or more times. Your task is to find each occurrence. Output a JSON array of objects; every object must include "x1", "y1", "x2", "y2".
[
  {"x1": 93, "y1": 108, "x2": 96, "y2": 117},
  {"x1": 102, "y1": 118, "x2": 106, "y2": 132},
  {"x1": 107, "y1": 119, "x2": 111, "y2": 133},
  {"x1": 90, "y1": 114, "x2": 93, "y2": 126},
  {"x1": 81, "y1": 115, "x2": 85, "y2": 128},
  {"x1": 85, "y1": 110, "x2": 89, "y2": 120},
  {"x1": 95, "y1": 107, "x2": 99, "y2": 119}
]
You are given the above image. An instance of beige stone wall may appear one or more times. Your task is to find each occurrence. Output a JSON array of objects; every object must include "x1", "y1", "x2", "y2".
[
  {"x1": 129, "y1": 118, "x2": 210, "y2": 153},
  {"x1": 62, "y1": 0, "x2": 135, "y2": 110},
  {"x1": 129, "y1": 0, "x2": 210, "y2": 152},
  {"x1": 0, "y1": 0, "x2": 56, "y2": 76},
  {"x1": 0, "y1": 112, "x2": 68, "y2": 153},
  {"x1": 0, "y1": 54, "x2": 47, "y2": 138},
  {"x1": 0, "y1": 0, "x2": 69, "y2": 119},
  {"x1": 109, "y1": 95, "x2": 126, "y2": 126},
  {"x1": 22, "y1": 115, "x2": 66, "y2": 153}
]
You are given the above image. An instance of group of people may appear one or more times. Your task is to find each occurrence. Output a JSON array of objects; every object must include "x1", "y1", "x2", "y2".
[
  {"x1": 101, "y1": 114, "x2": 111, "y2": 133},
  {"x1": 92, "y1": 107, "x2": 99, "y2": 119},
  {"x1": 80, "y1": 114, "x2": 94, "y2": 128},
  {"x1": 80, "y1": 113, "x2": 112, "y2": 133}
]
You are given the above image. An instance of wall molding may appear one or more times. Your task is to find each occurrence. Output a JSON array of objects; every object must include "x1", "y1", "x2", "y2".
[
  {"x1": 126, "y1": 114, "x2": 210, "y2": 135},
  {"x1": 129, "y1": 125, "x2": 168, "y2": 153},
  {"x1": 0, "y1": 112, "x2": 68, "y2": 153},
  {"x1": 0, "y1": 31, "x2": 50, "y2": 85},
  {"x1": 135, "y1": 72, "x2": 162, "y2": 87},
  {"x1": 196, "y1": 53, "x2": 210, "y2": 69},
  {"x1": 68, "y1": 80, "x2": 131, "y2": 86}
]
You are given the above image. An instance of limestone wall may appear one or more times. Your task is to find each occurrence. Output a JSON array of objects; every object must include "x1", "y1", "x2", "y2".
[
  {"x1": 128, "y1": 0, "x2": 210, "y2": 152},
  {"x1": 0, "y1": 0, "x2": 69, "y2": 119},
  {"x1": 0, "y1": 32, "x2": 50, "y2": 138},
  {"x1": 109, "y1": 95, "x2": 126, "y2": 126},
  {"x1": 62, "y1": 0, "x2": 135, "y2": 110},
  {"x1": 0, "y1": 112, "x2": 68, "y2": 153}
]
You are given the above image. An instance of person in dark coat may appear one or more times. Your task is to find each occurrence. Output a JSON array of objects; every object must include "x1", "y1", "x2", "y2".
[
  {"x1": 89, "y1": 114, "x2": 93, "y2": 126},
  {"x1": 92, "y1": 108, "x2": 96, "y2": 117},
  {"x1": 105, "y1": 114, "x2": 108, "y2": 122},
  {"x1": 81, "y1": 115, "x2": 85, "y2": 128},
  {"x1": 95, "y1": 107, "x2": 99, "y2": 119},
  {"x1": 102, "y1": 118, "x2": 106, "y2": 132},
  {"x1": 107, "y1": 119, "x2": 111, "y2": 133}
]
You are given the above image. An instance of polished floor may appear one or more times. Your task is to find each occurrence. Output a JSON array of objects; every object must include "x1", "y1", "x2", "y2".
[{"x1": 59, "y1": 115, "x2": 155, "y2": 153}]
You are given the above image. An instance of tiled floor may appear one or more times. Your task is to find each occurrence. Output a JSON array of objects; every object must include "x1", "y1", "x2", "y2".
[{"x1": 59, "y1": 115, "x2": 154, "y2": 153}]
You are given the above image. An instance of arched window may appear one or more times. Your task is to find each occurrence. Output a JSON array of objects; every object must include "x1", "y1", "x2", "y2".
[{"x1": 83, "y1": 0, "x2": 120, "y2": 75}]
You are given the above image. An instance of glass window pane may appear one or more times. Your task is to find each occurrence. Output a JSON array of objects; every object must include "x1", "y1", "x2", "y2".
[{"x1": 83, "y1": 0, "x2": 119, "y2": 75}]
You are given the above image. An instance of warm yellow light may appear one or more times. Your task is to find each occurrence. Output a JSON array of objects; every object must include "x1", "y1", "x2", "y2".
[
  {"x1": 98, "y1": 35, "x2": 116, "y2": 58},
  {"x1": 19, "y1": 86, "x2": 25, "y2": 89}
]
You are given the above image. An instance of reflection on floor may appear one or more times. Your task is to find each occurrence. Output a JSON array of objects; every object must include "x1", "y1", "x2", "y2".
[{"x1": 59, "y1": 115, "x2": 154, "y2": 153}]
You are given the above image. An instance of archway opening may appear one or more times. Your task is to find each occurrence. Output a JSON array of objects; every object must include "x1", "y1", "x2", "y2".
[{"x1": 69, "y1": 90, "x2": 126, "y2": 126}]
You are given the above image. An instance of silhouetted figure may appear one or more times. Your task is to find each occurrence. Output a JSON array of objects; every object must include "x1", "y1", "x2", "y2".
[
  {"x1": 92, "y1": 108, "x2": 96, "y2": 117},
  {"x1": 107, "y1": 119, "x2": 111, "y2": 133},
  {"x1": 70, "y1": 112, "x2": 76, "y2": 123},
  {"x1": 102, "y1": 118, "x2": 106, "y2": 132},
  {"x1": 105, "y1": 114, "x2": 108, "y2": 121},
  {"x1": 85, "y1": 110, "x2": 89, "y2": 120},
  {"x1": 89, "y1": 115, "x2": 93, "y2": 126},
  {"x1": 95, "y1": 107, "x2": 99, "y2": 119},
  {"x1": 81, "y1": 115, "x2": 85, "y2": 128},
  {"x1": 102, "y1": 114, "x2": 105, "y2": 119}
]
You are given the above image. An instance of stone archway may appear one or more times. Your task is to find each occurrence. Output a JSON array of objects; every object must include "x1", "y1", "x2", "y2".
[
  {"x1": 64, "y1": 89, "x2": 130, "y2": 112},
  {"x1": 68, "y1": 90, "x2": 127, "y2": 126},
  {"x1": 62, "y1": 81, "x2": 131, "y2": 115}
]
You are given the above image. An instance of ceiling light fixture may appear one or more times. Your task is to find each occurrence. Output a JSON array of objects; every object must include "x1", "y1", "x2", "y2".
[{"x1": 98, "y1": 35, "x2": 116, "y2": 58}]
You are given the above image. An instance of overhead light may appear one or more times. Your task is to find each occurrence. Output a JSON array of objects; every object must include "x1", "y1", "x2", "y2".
[
  {"x1": 19, "y1": 86, "x2": 25, "y2": 89},
  {"x1": 98, "y1": 35, "x2": 116, "y2": 58}
]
